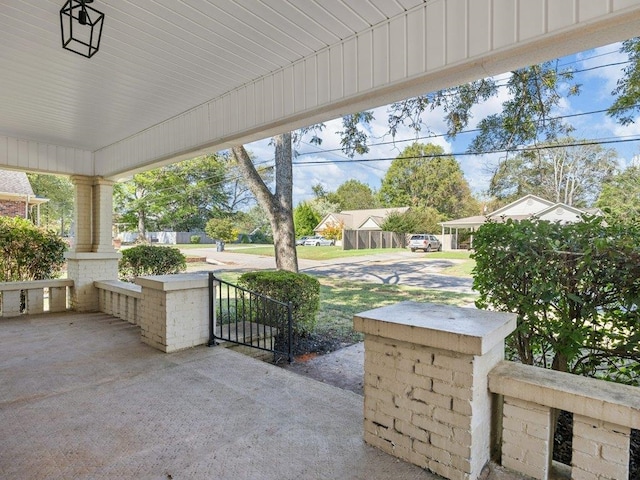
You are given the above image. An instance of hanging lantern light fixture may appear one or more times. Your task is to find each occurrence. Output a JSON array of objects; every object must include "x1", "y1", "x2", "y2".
[{"x1": 60, "y1": 0, "x2": 104, "y2": 58}]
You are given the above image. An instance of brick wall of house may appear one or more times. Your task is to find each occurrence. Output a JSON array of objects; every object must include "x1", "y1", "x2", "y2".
[{"x1": 0, "y1": 200, "x2": 26, "y2": 218}]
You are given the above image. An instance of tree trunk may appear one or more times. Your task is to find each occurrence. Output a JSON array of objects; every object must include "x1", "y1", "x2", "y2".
[
  {"x1": 137, "y1": 209, "x2": 146, "y2": 241},
  {"x1": 232, "y1": 133, "x2": 299, "y2": 272}
]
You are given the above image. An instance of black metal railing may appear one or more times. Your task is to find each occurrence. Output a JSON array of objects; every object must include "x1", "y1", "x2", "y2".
[{"x1": 208, "y1": 273, "x2": 293, "y2": 363}]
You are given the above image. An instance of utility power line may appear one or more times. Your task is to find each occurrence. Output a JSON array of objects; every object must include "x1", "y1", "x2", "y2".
[{"x1": 293, "y1": 137, "x2": 640, "y2": 166}]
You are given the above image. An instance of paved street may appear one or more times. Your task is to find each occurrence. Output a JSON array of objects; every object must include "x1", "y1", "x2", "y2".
[{"x1": 184, "y1": 247, "x2": 474, "y2": 294}]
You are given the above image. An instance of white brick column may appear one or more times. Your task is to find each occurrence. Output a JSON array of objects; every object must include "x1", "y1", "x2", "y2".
[
  {"x1": 92, "y1": 178, "x2": 116, "y2": 253},
  {"x1": 70, "y1": 175, "x2": 93, "y2": 253},
  {"x1": 135, "y1": 274, "x2": 210, "y2": 353},
  {"x1": 66, "y1": 176, "x2": 119, "y2": 312},
  {"x1": 354, "y1": 301, "x2": 516, "y2": 480}
]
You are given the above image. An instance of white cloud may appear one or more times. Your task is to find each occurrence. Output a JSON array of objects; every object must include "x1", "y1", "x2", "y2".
[{"x1": 575, "y1": 43, "x2": 626, "y2": 99}]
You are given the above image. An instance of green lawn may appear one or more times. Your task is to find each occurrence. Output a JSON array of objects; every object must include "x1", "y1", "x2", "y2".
[
  {"x1": 440, "y1": 260, "x2": 475, "y2": 277},
  {"x1": 409, "y1": 250, "x2": 475, "y2": 277},
  {"x1": 215, "y1": 272, "x2": 478, "y2": 346},
  {"x1": 224, "y1": 245, "x2": 409, "y2": 261},
  {"x1": 317, "y1": 276, "x2": 477, "y2": 340}
]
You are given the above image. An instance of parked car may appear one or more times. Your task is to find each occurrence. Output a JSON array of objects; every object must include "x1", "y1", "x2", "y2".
[
  {"x1": 296, "y1": 236, "x2": 310, "y2": 246},
  {"x1": 408, "y1": 234, "x2": 442, "y2": 252},
  {"x1": 303, "y1": 235, "x2": 335, "y2": 246}
]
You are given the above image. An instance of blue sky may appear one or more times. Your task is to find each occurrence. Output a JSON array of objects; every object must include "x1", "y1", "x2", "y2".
[{"x1": 243, "y1": 41, "x2": 639, "y2": 206}]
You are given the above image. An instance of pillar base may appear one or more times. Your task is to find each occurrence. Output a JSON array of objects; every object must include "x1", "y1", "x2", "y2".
[
  {"x1": 354, "y1": 301, "x2": 516, "y2": 480},
  {"x1": 135, "y1": 274, "x2": 210, "y2": 352},
  {"x1": 66, "y1": 251, "x2": 121, "y2": 312}
]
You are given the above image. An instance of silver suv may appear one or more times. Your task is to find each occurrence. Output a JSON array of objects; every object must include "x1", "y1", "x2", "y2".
[{"x1": 408, "y1": 234, "x2": 442, "y2": 252}]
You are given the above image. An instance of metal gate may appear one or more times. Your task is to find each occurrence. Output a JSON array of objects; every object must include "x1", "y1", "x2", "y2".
[{"x1": 208, "y1": 273, "x2": 293, "y2": 363}]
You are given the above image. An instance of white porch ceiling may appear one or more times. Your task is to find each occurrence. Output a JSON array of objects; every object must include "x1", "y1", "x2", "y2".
[{"x1": 1, "y1": 1, "x2": 640, "y2": 179}]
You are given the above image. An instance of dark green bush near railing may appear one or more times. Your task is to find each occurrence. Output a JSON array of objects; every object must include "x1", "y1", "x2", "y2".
[
  {"x1": 472, "y1": 215, "x2": 640, "y2": 385},
  {"x1": 119, "y1": 245, "x2": 186, "y2": 282},
  {"x1": 0, "y1": 216, "x2": 66, "y2": 282},
  {"x1": 238, "y1": 270, "x2": 320, "y2": 336}
]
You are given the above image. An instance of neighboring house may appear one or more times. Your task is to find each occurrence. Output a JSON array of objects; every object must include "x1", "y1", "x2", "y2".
[
  {"x1": 0, "y1": 169, "x2": 48, "y2": 225},
  {"x1": 440, "y1": 194, "x2": 602, "y2": 250},
  {"x1": 314, "y1": 207, "x2": 410, "y2": 234}
]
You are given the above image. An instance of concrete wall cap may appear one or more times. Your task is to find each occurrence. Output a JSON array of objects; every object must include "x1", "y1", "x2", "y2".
[
  {"x1": 135, "y1": 273, "x2": 209, "y2": 291},
  {"x1": 65, "y1": 252, "x2": 122, "y2": 260},
  {"x1": 354, "y1": 301, "x2": 516, "y2": 355},
  {"x1": 0, "y1": 279, "x2": 74, "y2": 291},
  {"x1": 94, "y1": 280, "x2": 142, "y2": 298},
  {"x1": 489, "y1": 361, "x2": 640, "y2": 429}
]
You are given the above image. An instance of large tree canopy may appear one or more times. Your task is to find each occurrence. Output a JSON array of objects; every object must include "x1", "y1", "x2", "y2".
[
  {"x1": 380, "y1": 207, "x2": 445, "y2": 235},
  {"x1": 27, "y1": 173, "x2": 73, "y2": 236},
  {"x1": 608, "y1": 37, "x2": 640, "y2": 125},
  {"x1": 596, "y1": 164, "x2": 640, "y2": 221},
  {"x1": 489, "y1": 140, "x2": 618, "y2": 207},
  {"x1": 383, "y1": 63, "x2": 577, "y2": 155},
  {"x1": 293, "y1": 201, "x2": 321, "y2": 237},
  {"x1": 114, "y1": 154, "x2": 229, "y2": 237},
  {"x1": 379, "y1": 143, "x2": 478, "y2": 218},
  {"x1": 328, "y1": 179, "x2": 380, "y2": 211}
]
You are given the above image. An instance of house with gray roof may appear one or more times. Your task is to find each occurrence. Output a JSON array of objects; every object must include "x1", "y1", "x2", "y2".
[
  {"x1": 314, "y1": 207, "x2": 410, "y2": 234},
  {"x1": 0, "y1": 169, "x2": 48, "y2": 225},
  {"x1": 439, "y1": 194, "x2": 602, "y2": 250}
]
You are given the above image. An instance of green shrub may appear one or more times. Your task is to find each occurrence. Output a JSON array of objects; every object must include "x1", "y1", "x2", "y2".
[
  {"x1": 204, "y1": 218, "x2": 238, "y2": 243},
  {"x1": 0, "y1": 216, "x2": 67, "y2": 281},
  {"x1": 250, "y1": 230, "x2": 273, "y2": 244},
  {"x1": 472, "y1": 216, "x2": 640, "y2": 384},
  {"x1": 119, "y1": 245, "x2": 186, "y2": 282},
  {"x1": 190, "y1": 235, "x2": 201, "y2": 244},
  {"x1": 238, "y1": 270, "x2": 320, "y2": 336}
]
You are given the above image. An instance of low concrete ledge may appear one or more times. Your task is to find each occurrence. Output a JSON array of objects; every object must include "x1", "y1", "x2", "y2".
[
  {"x1": 135, "y1": 273, "x2": 209, "y2": 292},
  {"x1": 354, "y1": 301, "x2": 516, "y2": 355},
  {"x1": 94, "y1": 280, "x2": 142, "y2": 298},
  {"x1": 65, "y1": 252, "x2": 121, "y2": 260},
  {"x1": 0, "y1": 279, "x2": 74, "y2": 291},
  {"x1": 489, "y1": 360, "x2": 640, "y2": 429}
]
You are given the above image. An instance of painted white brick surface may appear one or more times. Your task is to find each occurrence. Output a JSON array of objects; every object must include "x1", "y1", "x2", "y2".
[
  {"x1": 489, "y1": 361, "x2": 639, "y2": 480},
  {"x1": 355, "y1": 302, "x2": 516, "y2": 480},
  {"x1": 26, "y1": 288, "x2": 44, "y2": 314},
  {"x1": 2, "y1": 290, "x2": 22, "y2": 317},
  {"x1": 66, "y1": 253, "x2": 120, "y2": 312},
  {"x1": 500, "y1": 398, "x2": 553, "y2": 480},
  {"x1": 571, "y1": 416, "x2": 630, "y2": 480},
  {"x1": 136, "y1": 274, "x2": 210, "y2": 353}
]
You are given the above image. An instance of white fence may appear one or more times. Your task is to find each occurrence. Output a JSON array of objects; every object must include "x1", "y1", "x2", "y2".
[{"x1": 118, "y1": 231, "x2": 216, "y2": 244}]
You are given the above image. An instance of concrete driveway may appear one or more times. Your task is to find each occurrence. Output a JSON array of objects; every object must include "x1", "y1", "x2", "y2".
[{"x1": 185, "y1": 248, "x2": 474, "y2": 294}]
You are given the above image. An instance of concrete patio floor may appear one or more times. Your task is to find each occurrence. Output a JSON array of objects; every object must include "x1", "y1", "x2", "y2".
[{"x1": 0, "y1": 312, "x2": 438, "y2": 480}]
